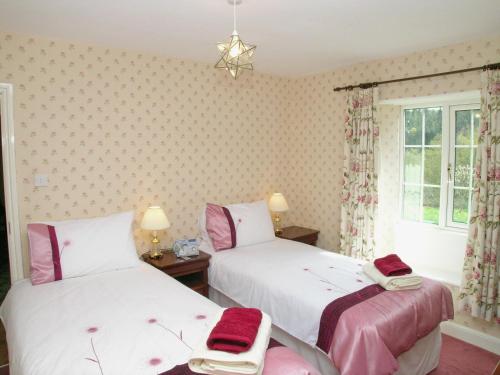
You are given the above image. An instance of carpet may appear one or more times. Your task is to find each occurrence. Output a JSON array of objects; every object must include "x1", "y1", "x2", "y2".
[{"x1": 429, "y1": 334, "x2": 499, "y2": 375}]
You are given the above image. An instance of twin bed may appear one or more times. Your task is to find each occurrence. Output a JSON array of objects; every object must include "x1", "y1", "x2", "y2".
[
  {"x1": 205, "y1": 238, "x2": 453, "y2": 375},
  {"x1": 1, "y1": 263, "x2": 223, "y2": 375}
]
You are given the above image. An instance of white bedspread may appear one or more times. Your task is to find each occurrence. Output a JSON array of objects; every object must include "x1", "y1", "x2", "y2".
[
  {"x1": 0, "y1": 263, "x2": 221, "y2": 375},
  {"x1": 207, "y1": 238, "x2": 373, "y2": 348}
]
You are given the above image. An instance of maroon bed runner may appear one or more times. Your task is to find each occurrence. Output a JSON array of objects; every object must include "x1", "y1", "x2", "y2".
[
  {"x1": 159, "y1": 338, "x2": 283, "y2": 375},
  {"x1": 316, "y1": 284, "x2": 385, "y2": 353}
]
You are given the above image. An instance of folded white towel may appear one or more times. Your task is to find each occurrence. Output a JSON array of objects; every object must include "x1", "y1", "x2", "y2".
[
  {"x1": 188, "y1": 308, "x2": 272, "y2": 375},
  {"x1": 363, "y1": 262, "x2": 422, "y2": 291}
]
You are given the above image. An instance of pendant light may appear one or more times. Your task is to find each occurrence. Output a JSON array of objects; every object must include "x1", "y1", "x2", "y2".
[{"x1": 215, "y1": 0, "x2": 256, "y2": 79}]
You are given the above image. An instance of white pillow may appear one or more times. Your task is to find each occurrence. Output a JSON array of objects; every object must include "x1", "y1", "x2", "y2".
[
  {"x1": 43, "y1": 211, "x2": 140, "y2": 279},
  {"x1": 198, "y1": 208, "x2": 215, "y2": 253},
  {"x1": 226, "y1": 200, "x2": 275, "y2": 247}
]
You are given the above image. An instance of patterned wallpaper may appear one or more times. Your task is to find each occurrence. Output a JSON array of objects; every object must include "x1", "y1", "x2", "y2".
[{"x1": 0, "y1": 32, "x2": 291, "y2": 271}]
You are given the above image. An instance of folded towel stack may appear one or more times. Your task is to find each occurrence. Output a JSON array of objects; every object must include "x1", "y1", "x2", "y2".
[
  {"x1": 363, "y1": 254, "x2": 422, "y2": 291},
  {"x1": 374, "y1": 253, "x2": 412, "y2": 276},
  {"x1": 189, "y1": 308, "x2": 272, "y2": 375},
  {"x1": 207, "y1": 307, "x2": 263, "y2": 354}
]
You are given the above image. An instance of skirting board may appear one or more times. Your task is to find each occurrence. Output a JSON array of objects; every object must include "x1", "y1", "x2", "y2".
[{"x1": 440, "y1": 321, "x2": 500, "y2": 355}]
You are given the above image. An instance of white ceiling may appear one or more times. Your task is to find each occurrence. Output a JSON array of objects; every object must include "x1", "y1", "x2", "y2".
[{"x1": 0, "y1": 0, "x2": 499, "y2": 76}]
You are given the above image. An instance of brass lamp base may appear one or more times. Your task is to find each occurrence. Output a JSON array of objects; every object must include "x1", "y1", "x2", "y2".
[
  {"x1": 148, "y1": 232, "x2": 163, "y2": 259},
  {"x1": 148, "y1": 249, "x2": 163, "y2": 260},
  {"x1": 274, "y1": 214, "x2": 282, "y2": 236}
]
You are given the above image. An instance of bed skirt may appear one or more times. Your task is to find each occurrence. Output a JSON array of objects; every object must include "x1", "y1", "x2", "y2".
[{"x1": 209, "y1": 286, "x2": 442, "y2": 375}]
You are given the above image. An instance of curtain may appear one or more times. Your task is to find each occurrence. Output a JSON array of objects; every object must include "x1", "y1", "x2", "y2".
[
  {"x1": 340, "y1": 87, "x2": 379, "y2": 260},
  {"x1": 458, "y1": 69, "x2": 500, "y2": 323}
]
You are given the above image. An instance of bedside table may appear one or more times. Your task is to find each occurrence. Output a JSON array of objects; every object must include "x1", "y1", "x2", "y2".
[
  {"x1": 142, "y1": 250, "x2": 211, "y2": 297},
  {"x1": 276, "y1": 226, "x2": 320, "y2": 246}
]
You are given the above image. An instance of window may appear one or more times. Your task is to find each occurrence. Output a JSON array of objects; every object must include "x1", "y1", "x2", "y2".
[{"x1": 401, "y1": 103, "x2": 480, "y2": 228}]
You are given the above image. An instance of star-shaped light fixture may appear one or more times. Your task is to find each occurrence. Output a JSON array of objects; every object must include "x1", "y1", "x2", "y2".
[{"x1": 215, "y1": 0, "x2": 256, "y2": 79}]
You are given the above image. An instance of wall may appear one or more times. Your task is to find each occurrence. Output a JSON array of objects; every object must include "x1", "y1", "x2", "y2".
[{"x1": 0, "y1": 32, "x2": 291, "y2": 273}]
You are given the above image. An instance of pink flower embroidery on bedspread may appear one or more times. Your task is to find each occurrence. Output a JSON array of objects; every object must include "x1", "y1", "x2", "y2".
[
  {"x1": 302, "y1": 267, "x2": 350, "y2": 293},
  {"x1": 60, "y1": 239, "x2": 71, "y2": 257},
  {"x1": 147, "y1": 317, "x2": 192, "y2": 350},
  {"x1": 149, "y1": 358, "x2": 163, "y2": 366},
  {"x1": 84, "y1": 327, "x2": 104, "y2": 375}
]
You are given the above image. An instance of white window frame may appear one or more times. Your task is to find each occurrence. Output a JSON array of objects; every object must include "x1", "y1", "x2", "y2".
[
  {"x1": 447, "y1": 104, "x2": 480, "y2": 229},
  {"x1": 399, "y1": 98, "x2": 480, "y2": 231}
]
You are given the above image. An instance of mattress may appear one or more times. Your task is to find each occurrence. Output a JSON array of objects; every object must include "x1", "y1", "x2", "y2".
[
  {"x1": 207, "y1": 238, "x2": 375, "y2": 346},
  {"x1": 0, "y1": 263, "x2": 221, "y2": 375}
]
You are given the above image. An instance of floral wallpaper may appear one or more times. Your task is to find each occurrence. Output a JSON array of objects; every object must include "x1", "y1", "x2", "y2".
[{"x1": 0, "y1": 32, "x2": 291, "y2": 270}]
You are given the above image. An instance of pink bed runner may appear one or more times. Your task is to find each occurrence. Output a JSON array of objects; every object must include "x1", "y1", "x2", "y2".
[{"x1": 317, "y1": 278, "x2": 454, "y2": 375}]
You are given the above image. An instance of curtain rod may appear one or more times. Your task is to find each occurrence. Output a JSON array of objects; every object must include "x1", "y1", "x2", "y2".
[{"x1": 333, "y1": 62, "x2": 500, "y2": 92}]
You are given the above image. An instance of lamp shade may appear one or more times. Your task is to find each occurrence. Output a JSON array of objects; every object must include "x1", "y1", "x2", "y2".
[
  {"x1": 269, "y1": 193, "x2": 289, "y2": 212},
  {"x1": 141, "y1": 206, "x2": 170, "y2": 230}
]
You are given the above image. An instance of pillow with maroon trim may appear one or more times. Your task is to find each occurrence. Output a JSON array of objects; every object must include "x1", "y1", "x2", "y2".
[
  {"x1": 27, "y1": 211, "x2": 140, "y2": 285},
  {"x1": 226, "y1": 200, "x2": 275, "y2": 247},
  {"x1": 205, "y1": 203, "x2": 237, "y2": 251}
]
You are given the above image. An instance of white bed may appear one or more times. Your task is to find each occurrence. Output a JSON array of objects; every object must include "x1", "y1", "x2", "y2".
[
  {"x1": 206, "y1": 238, "x2": 444, "y2": 375},
  {"x1": 0, "y1": 262, "x2": 223, "y2": 375}
]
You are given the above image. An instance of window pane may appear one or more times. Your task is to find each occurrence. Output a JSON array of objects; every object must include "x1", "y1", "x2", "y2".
[
  {"x1": 405, "y1": 109, "x2": 422, "y2": 145},
  {"x1": 452, "y1": 188, "x2": 470, "y2": 224},
  {"x1": 403, "y1": 185, "x2": 421, "y2": 221},
  {"x1": 455, "y1": 110, "x2": 472, "y2": 145},
  {"x1": 454, "y1": 148, "x2": 471, "y2": 187},
  {"x1": 424, "y1": 148, "x2": 441, "y2": 185},
  {"x1": 473, "y1": 109, "x2": 480, "y2": 145},
  {"x1": 404, "y1": 148, "x2": 422, "y2": 184},
  {"x1": 423, "y1": 186, "x2": 440, "y2": 224},
  {"x1": 424, "y1": 107, "x2": 442, "y2": 145}
]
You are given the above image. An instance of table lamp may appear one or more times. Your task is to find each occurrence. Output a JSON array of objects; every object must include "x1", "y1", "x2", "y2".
[
  {"x1": 269, "y1": 193, "x2": 289, "y2": 235},
  {"x1": 141, "y1": 206, "x2": 170, "y2": 259}
]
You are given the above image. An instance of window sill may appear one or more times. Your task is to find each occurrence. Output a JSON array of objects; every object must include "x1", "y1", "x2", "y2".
[
  {"x1": 414, "y1": 265, "x2": 461, "y2": 287},
  {"x1": 398, "y1": 219, "x2": 468, "y2": 235}
]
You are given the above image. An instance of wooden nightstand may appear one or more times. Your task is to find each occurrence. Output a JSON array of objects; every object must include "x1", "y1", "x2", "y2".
[
  {"x1": 276, "y1": 226, "x2": 320, "y2": 246},
  {"x1": 142, "y1": 250, "x2": 211, "y2": 297}
]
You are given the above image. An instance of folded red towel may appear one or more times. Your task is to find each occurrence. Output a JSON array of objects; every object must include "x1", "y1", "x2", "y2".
[
  {"x1": 207, "y1": 307, "x2": 263, "y2": 354},
  {"x1": 374, "y1": 254, "x2": 412, "y2": 276}
]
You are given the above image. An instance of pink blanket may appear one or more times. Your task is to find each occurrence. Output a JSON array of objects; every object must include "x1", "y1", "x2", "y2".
[{"x1": 329, "y1": 278, "x2": 453, "y2": 375}]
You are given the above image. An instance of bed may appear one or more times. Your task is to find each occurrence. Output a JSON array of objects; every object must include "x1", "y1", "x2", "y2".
[
  {"x1": 0, "y1": 261, "x2": 319, "y2": 375},
  {"x1": 206, "y1": 237, "x2": 454, "y2": 375},
  {"x1": 1, "y1": 263, "x2": 220, "y2": 375}
]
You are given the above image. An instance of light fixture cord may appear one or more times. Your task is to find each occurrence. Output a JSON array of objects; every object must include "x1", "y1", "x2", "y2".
[{"x1": 233, "y1": 0, "x2": 236, "y2": 32}]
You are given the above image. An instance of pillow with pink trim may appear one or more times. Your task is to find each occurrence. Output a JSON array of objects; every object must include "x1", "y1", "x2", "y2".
[
  {"x1": 27, "y1": 211, "x2": 140, "y2": 285},
  {"x1": 205, "y1": 203, "x2": 236, "y2": 251}
]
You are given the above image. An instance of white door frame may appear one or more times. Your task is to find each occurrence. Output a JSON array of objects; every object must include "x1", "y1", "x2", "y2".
[{"x1": 0, "y1": 83, "x2": 23, "y2": 283}]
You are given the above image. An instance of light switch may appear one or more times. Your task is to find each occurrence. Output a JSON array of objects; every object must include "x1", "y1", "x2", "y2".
[{"x1": 34, "y1": 174, "x2": 49, "y2": 187}]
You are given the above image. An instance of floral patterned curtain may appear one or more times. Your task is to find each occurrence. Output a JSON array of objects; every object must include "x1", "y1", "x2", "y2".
[
  {"x1": 340, "y1": 87, "x2": 379, "y2": 260},
  {"x1": 458, "y1": 69, "x2": 500, "y2": 323}
]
